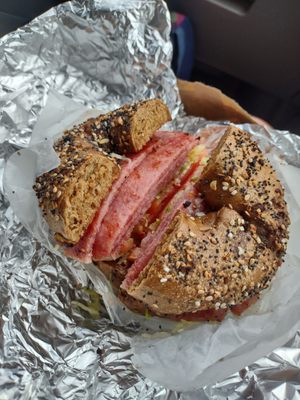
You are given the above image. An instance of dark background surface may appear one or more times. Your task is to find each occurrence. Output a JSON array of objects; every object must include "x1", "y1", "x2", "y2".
[{"x1": 1, "y1": 0, "x2": 299, "y2": 134}]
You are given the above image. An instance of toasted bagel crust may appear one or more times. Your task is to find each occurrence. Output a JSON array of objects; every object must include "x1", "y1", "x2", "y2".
[
  {"x1": 99, "y1": 99, "x2": 171, "y2": 154},
  {"x1": 198, "y1": 126, "x2": 290, "y2": 254},
  {"x1": 34, "y1": 137, "x2": 120, "y2": 244},
  {"x1": 126, "y1": 208, "x2": 280, "y2": 315}
]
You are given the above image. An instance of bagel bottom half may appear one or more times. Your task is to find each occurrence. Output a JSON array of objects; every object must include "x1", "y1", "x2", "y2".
[{"x1": 97, "y1": 207, "x2": 281, "y2": 320}]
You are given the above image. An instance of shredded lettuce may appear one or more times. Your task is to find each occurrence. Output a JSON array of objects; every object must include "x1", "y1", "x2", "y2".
[
  {"x1": 188, "y1": 144, "x2": 205, "y2": 164},
  {"x1": 72, "y1": 288, "x2": 102, "y2": 319},
  {"x1": 201, "y1": 156, "x2": 209, "y2": 165},
  {"x1": 171, "y1": 320, "x2": 195, "y2": 333}
]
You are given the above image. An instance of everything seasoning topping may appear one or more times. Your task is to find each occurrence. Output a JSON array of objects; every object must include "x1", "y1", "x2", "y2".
[
  {"x1": 202, "y1": 128, "x2": 289, "y2": 257},
  {"x1": 152, "y1": 206, "x2": 280, "y2": 312},
  {"x1": 33, "y1": 100, "x2": 164, "y2": 217},
  {"x1": 32, "y1": 102, "x2": 142, "y2": 214}
]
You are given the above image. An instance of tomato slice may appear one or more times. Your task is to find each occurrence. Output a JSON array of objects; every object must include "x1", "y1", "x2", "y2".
[
  {"x1": 231, "y1": 296, "x2": 258, "y2": 316},
  {"x1": 147, "y1": 160, "x2": 202, "y2": 225},
  {"x1": 160, "y1": 295, "x2": 258, "y2": 322},
  {"x1": 131, "y1": 159, "x2": 203, "y2": 244},
  {"x1": 169, "y1": 308, "x2": 228, "y2": 322}
]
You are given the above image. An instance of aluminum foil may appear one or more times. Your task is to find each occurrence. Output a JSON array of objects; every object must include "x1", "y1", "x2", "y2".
[{"x1": 1, "y1": 0, "x2": 300, "y2": 399}]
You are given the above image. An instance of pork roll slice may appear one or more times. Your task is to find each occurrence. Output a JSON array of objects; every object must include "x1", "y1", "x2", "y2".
[{"x1": 92, "y1": 132, "x2": 197, "y2": 260}]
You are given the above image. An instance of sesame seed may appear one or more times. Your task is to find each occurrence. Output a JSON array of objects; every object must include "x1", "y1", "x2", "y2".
[
  {"x1": 160, "y1": 277, "x2": 168, "y2": 283},
  {"x1": 210, "y1": 180, "x2": 217, "y2": 191},
  {"x1": 240, "y1": 226, "x2": 245, "y2": 231},
  {"x1": 163, "y1": 266, "x2": 170, "y2": 273},
  {"x1": 117, "y1": 116, "x2": 124, "y2": 125},
  {"x1": 205, "y1": 296, "x2": 213, "y2": 302},
  {"x1": 244, "y1": 194, "x2": 250, "y2": 201},
  {"x1": 178, "y1": 272, "x2": 185, "y2": 278},
  {"x1": 53, "y1": 186, "x2": 58, "y2": 193},
  {"x1": 220, "y1": 303, "x2": 227, "y2": 309},
  {"x1": 238, "y1": 246, "x2": 245, "y2": 256},
  {"x1": 99, "y1": 138, "x2": 109, "y2": 144},
  {"x1": 250, "y1": 224, "x2": 256, "y2": 232},
  {"x1": 228, "y1": 231, "x2": 234, "y2": 239},
  {"x1": 195, "y1": 300, "x2": 201, "y2": 307},
  {"x1": 231, "y1": 189, "x2": 238, "y2": 196}
]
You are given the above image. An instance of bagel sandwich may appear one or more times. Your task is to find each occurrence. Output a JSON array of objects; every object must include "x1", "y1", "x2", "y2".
[{"x1": 33, "y1": 100, "x2": 290, "y2": 321}]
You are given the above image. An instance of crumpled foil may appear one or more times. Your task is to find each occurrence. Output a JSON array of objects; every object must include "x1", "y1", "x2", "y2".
[{"x1": 1, "y1": 0, "x2": 300, "y2": 399}]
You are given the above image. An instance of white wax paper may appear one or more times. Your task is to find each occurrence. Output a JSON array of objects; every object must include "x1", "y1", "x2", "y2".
[{"x1": 4, "y1": 91, "x2": 300, "y2": 392}]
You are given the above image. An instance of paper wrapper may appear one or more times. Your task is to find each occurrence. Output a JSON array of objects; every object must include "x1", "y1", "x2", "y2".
[
  {"x1": 177, "y1": 80, "x2": 256, "y2": 124},
  {"x1": 1, "y1": 0, "x2": 300, "y2": 397}
]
